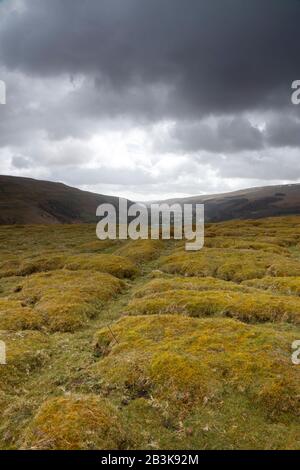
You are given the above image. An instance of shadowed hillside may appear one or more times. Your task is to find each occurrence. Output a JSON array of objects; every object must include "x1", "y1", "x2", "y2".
[
  {"x1": 0, "y1": 175, "x2": 124, "y2": 225},
  {"x1": 156, "y1": 184, "x2": 300, "y2": 222},
  {"x1": 2, "y1": 176, "x2": 300, "y2": 225}
]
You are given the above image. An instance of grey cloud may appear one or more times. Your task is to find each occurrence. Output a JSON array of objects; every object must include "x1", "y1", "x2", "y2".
[
  {"x1": 49, "y1": 166, "x2": 155, "y2": 187},
  {"x1": 1, "y1": 0, "x2": 300, "y2": 200},
  {"x1": 195, "y1": 148, "x2": 300, "y2": 182},
  {"x1": 163, "y1": 117, "x2": 264, "y2": 154},
  {"x1": 265, "y1": 115, "x2": 300, "y2": 148},
  {"x1": 1, "y1": 0, "x2": 300, "y2": 119},
  {"x1": 155, "y1": 112, "x2": 300, "y2": 156},
  {"x1": 11, "y1": 155, "x2": 31, "y2": 168}
]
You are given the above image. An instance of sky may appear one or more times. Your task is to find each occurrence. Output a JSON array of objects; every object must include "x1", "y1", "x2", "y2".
[{"x1": 0, "y1": 0, "x2": 300, "y2": 201}]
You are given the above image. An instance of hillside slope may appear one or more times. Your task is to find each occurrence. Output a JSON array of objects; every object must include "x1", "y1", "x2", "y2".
[
  {"x1": 2, "y1": 176, "x2": 300, "y2": 225},
  {"x1": 0, "y1": 175, "x2": 123, "y2": 225},
  {"x1": 156, "y1": 184, "x2": 300, "y2": 222}
]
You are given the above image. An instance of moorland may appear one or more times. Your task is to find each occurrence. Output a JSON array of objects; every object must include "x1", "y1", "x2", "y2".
[{"x1": 1, "y1": 216, "x2": 300, "y2": 449}]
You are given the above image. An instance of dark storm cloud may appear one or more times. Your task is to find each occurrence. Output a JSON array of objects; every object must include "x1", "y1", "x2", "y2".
[
  {"x1": 265, "y1": 114, "x2": 300, "y2": 148},
  {"x1": 1, "y1": 0, "x2": 300, "y2": 119},
  {"x1": 156, "y1": 112, "x2": 300, "y2": 154},
  {"x1": 1, "y1": 0, "x2": 300, "y2": 198}
]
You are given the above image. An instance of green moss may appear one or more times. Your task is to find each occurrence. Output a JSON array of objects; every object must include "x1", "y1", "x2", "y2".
[{"x1": 21, "y1": 395, "x2": 129, "y2": 450}]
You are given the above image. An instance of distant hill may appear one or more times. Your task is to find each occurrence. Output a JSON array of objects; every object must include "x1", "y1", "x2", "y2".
[
  {"x1": 152, "y1": 184, "x2": 300, "y2": 222},
  {"x1": 0, "y1": 175, "x2": 124, "y2": 225},
  {"x1": 1, "y1": 175, "x2": 300, "y2": 225}
]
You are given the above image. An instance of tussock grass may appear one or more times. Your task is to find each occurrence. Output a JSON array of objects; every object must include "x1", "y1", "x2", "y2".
[
  {"x1": 65, "y1": 254, "x2": 139, "y2": 279},
  {"x1": 0, "y1": 330, "x2": 50, "y2": 393},
  {"x1": 160, "y1": 248, "x2": 300, "y2": 281},
  {"x1": 125, "y1": 289, "x2": 300, "y2": 324},
  {"x1": 0, "y1": 253, "x2": 138, "y2": 280},
  {"x1": 21, "y1": 395, "x2": 129, "y2": 450},
  {"x1": 243, "y1": 276, "x2": 300, "y2": 296},
  {"x1": 0, "y1": 254, "x2": 65, "y2": 278},
  {"x1": 2, "y1": 217, "x2": 300, "y2": 449},
  {"x1": 0, "y1": 276, "x2": 23, "y2": 297},
  {"x1": 0, "y1": 299, "x2": 42, "y2": 331},
  {"x1": 13, "y1": 270, "x2": 125, "y2": 332},
  {"x1": 134, "y1": 277, "x2": 253, "y2": 297},
  {"x1": 78, "y1": 239, "x2": 123, "y2": 253},
  {"x1": 204, "y1": 237, "x2": 289, "y2": 254},
  {"x1": 114, "y1": 239, "x2": 164, "y2": 264},
  {"x1": 92, "y1": 315, "x2": 300, "y2": 418}
]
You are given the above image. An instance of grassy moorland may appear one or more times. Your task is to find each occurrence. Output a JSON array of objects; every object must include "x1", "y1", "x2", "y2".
[{"x1": 0, "y1": 217, "x2": 300, "y2": 450}]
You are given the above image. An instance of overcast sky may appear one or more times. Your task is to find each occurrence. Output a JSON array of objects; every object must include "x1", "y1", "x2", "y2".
[{"x1": 0, "y1": 0, "x2": 300, "y2": 200}]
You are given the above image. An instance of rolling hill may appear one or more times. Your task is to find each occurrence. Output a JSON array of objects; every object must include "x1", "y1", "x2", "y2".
[
  {"x1": 0, "y1": 175, "x2": 125, "y2": 225},
  {"x1": 1, "y1": 175, "x2": 300, "y2": 225},
  {"x1": 155, "y1": 183, "x2": 300, "y2": 222}
]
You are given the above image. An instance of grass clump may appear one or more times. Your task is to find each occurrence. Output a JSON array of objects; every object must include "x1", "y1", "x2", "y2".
[
  {"x1": 78, "y1": 239, "x2": 123, "y2": 253},
  {"x1": 0, "y1": 299, "x2": 42, "y2": 331},
  {"x1": 160, "y1": 248, "x2": 300, "y2": 281},
  {"x1": 0, "y1": 330, "x2": 50, "y2": 393},
  {"x1": 0, "y1": 255, "x2": 65, "y2": 278},
  {"x1": 21, "y1": 395, "x2": 129, "y2": 450},
  {"x1": 91, "y1": 315, "x2": 300, "y2": 418},
  {"x1": 114, "y1": 240, "x2": 164, "y2": 264},
  {"x1": 0, "y1": 277, "x2": 23, "y2": 298},
  {"x1": 2, "y1": 217, "x2": 300, "y2": 450},
  {"x1": 125, "y1": 289, "x2": 300, "y2": 325},
  {"x1": 204, "y1": 237, "x2": 289, "y2": 254},
  {"x1": 14, "y1": 270, "x2": 125, "y2": 332},
  {"x1": 0, "y1": 253, "x2": 138, "y2": 280},
  {"x1": 65, "y1": 254, "x2": 139, "y2": 279},
  {"x1": 134, "y1": 277, "x2": 253, "y2": 298},
  {"x1": 243, "y1": 276, "x2": 300, "y2": 296}
]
